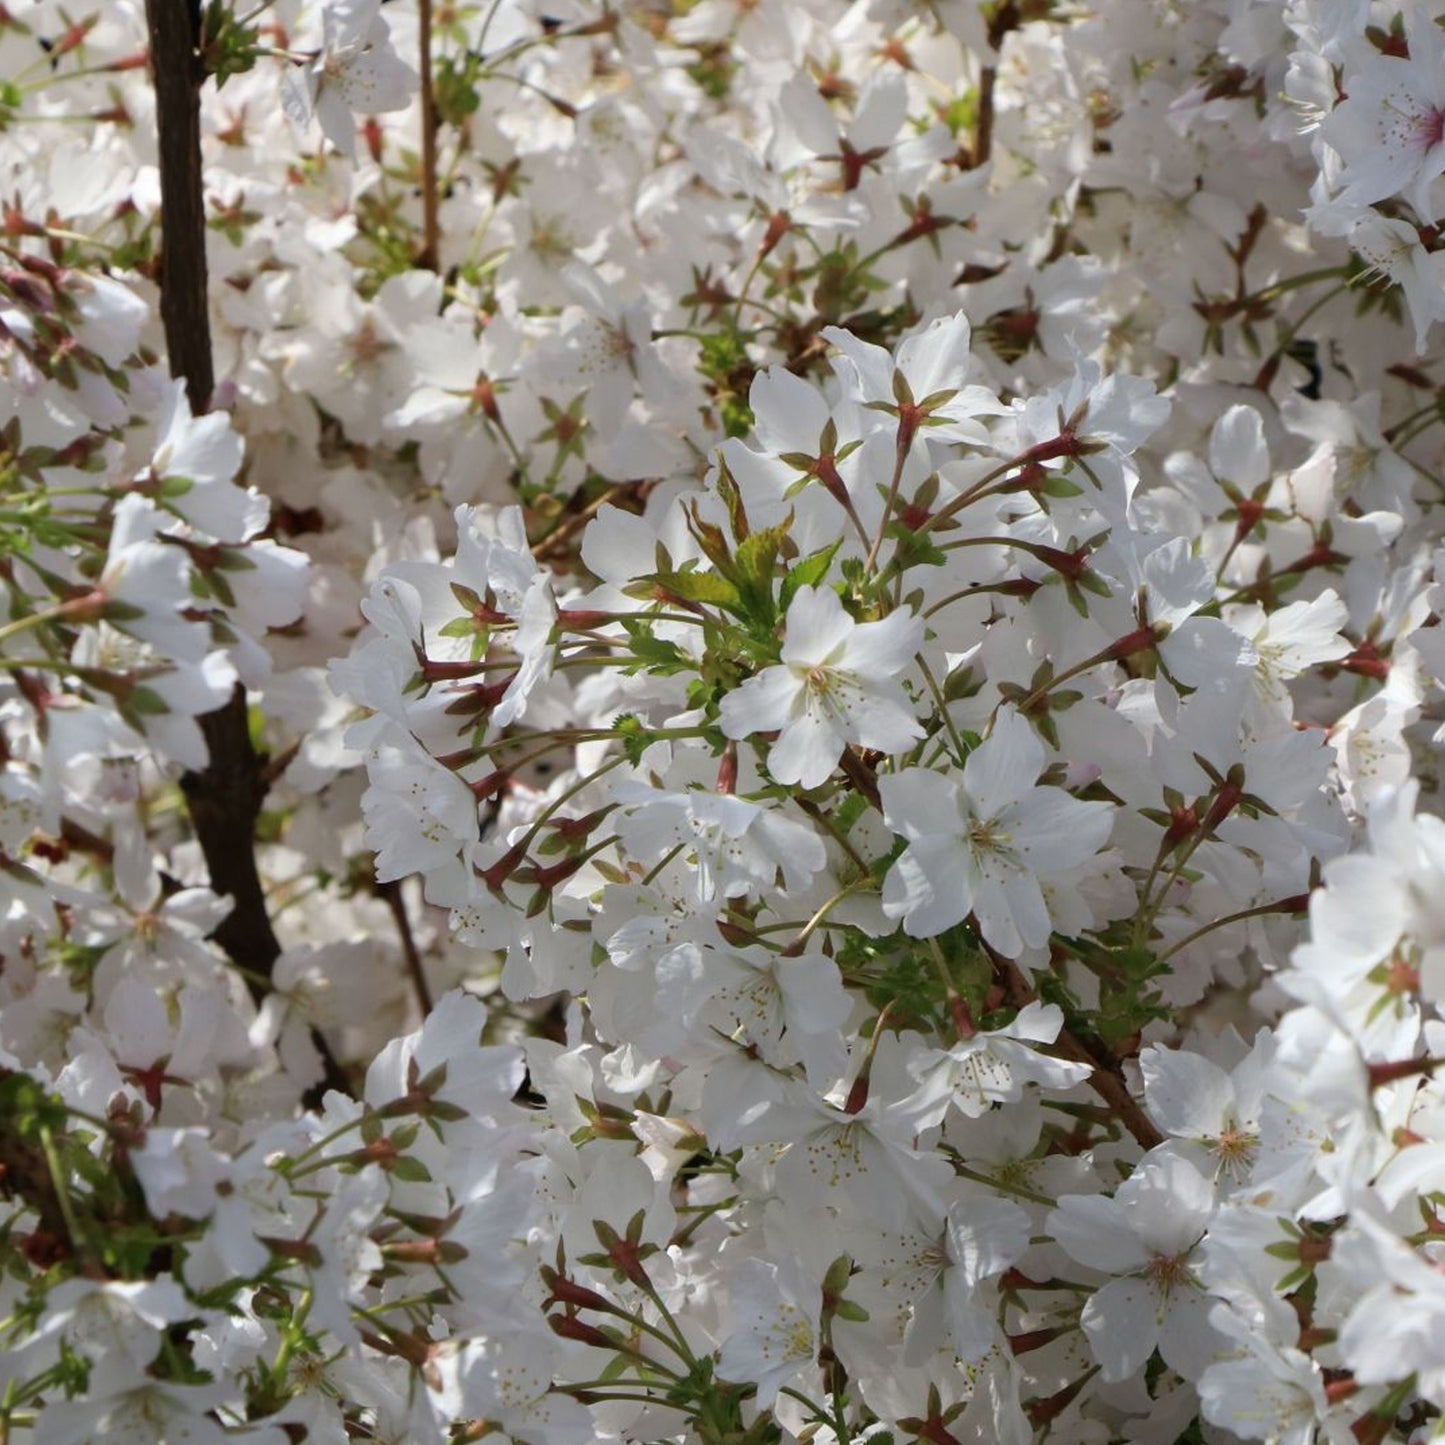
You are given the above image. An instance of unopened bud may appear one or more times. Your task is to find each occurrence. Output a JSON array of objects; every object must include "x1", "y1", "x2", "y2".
[{"x1": 716, "y1": 742, "x2": 738, "y2": 794}]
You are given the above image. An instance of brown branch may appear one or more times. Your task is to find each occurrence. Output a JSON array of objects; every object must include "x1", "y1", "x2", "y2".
[
  {"x1": 144, "y1": 0, "x2": 212, "y2": 414},
  {"x1": 178, "y1": 689, "x2": 282, "y2": 986},
  {"x1": 145, "y1": 2, "x2": 284, "y2": 988},
  {"x1": 837, "y1": 746, "x2": 882, "y2": 812},
  {"x1": 973, "y1": 65, "x2": 996, "y2": 169},
  {"x1": 379, "y1": 878, "x2": 434, "y2": 1017},
  {"x1": 972, "y1": 0, "x2": 1022, "y2": 171},
  {"x1": 530, "y1": 481, "x2": 637, "y2": 562},
  {"x1": 417, "y1": 0, "x2": 440, "y2": 270},
  {"x1": 144, "y1": 2, "x2": 347, "y2": 1104},
  {"x1": 993, "y1": 953, "x2": 1164, "y2": 1152}
]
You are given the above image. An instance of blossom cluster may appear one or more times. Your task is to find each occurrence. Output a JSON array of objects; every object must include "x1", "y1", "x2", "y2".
[{"x1": 2, "y1": 0, "x2": 1445, "y2": 1443}]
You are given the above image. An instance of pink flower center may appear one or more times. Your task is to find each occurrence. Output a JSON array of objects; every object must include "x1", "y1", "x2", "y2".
[
  {"x1": 1145, "y1": 1251, "x2": 1193, "y2": 1296},
  {"x1": 1385, "y1": 91, "x2": 1445, "y2": 156}
]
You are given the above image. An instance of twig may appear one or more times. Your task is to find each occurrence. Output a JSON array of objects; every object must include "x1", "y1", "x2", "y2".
[
  {"x1": 58, "y1": 817, "x2": 184, "y2": 897},
  {"x1": 973, "y1": 0, "x2": 1021, "y2": 171},
  {"x1": 379, "y1": 878, "x2": 434, "y2": 1017},
  {"x1": 836, "y1": 747, "x2": 882, "y2": 813},
  {"x1": 531, "y1": 481, "x2": 638, "y2": 562},
  {"x1": 993, "y1": 953, "x2": 1164, "y2": 1152}
]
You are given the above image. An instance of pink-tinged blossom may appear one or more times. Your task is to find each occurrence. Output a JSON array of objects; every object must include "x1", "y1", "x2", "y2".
[
  {"x1": 1320, "y1": 13, "x2": 1445, "y2": 223},
  {"x1": 452, "y1": 504, "x2": 558, "y2": 728},
  {"x1": 1141, "y1": 1034, "x2": 1270, "y2": 1183},
  {"x1": 359, "y1": 730, "x2": 481, "y2": 887},
  {"x1": 11, "y1": 3, "x2": 1445, "y2": 1442},
  {"x1": 433, "y1": 1331, "x2": 594, "y2": 1445},
  {"x1": 1224, "y1": 589, "x2": 1351, "y2": 726},
  {"x1": 1334, "y1": 1207, "x2": 1445, "y2": 1408},
  {"x1": 130, "y1": 1122, "x2": 306, "y2": 1283},
  {"x1": 1197, "y1": 1326, "x2": 1334, "y2": 1445},
  {"x1": 303, "y1": 1166, "x2": 388, "y2": 1347},
  {"x1": 613, "y1": 783, "x2": 827, "y2": 903},
  {"x1": 847, "y1": 1186, "x2": 1031, "y2": 1363},
  {"x1": 365, "y1": 988, "x2": 525, "y2": 1121},
  {"x1": 30, "y1": 1278, "x2": 193, "y2": 1371},
  {"x1": 542, "y1": 263, "x2": 685, "y2": 437},
  {"x1": 743, "y1": 1069, "x2": 955, "y2": 1230},
  {"x1": 1347, "y1": 212, "x2": 1445, "y2": 352},
  {"x1": 1013, "y1": 360, "x2": 1171, "y2": 463},
  {"x1": 95, "y1": 494, "x2": 214, "y2": 666}
]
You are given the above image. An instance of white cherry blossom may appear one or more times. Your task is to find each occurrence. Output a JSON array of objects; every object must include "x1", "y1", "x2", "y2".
[
  {"x1": 879, "y1": 709, "x2": 1114, "y2": 951},
  {"x1": 1048, "y1": 1153, "x2": 1223, "y2": 1383},
  {"x1": 719, "y1": 585, "x2": 924, "y2": 788},
  {"x1": 282, "y1": 0, "x2": 418, "y2": 158}
]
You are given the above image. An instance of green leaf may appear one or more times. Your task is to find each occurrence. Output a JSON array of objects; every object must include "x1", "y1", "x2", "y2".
[
  {"x1": 613, "y1": 713, "x2": 650, "y2": 766},
  {"x1": 1040, "y1": 470, "x2": 1085, "y2": 499},
  {"x1": 640, "y1": 568, "x2": 739, "y2": 609},
  {"x1": 0, "y1": 1070, "x2": 69, "y2": 1139},
  {"x1": 735, "y1": 518, "x2": 790, "y2": 592},
  {"x1": 214, "y1": 549, "x2": 257, "y2": 573},
  {"x1": 779, "y1": 537, "x2": 844, "y2": 613},
  {"x1": 128, "y1": 686, "x2": 170, "y2": 716},
  {"x1": 620, "y1": 623, "x2": 689, "y2": 675},
  {"x1": 732, "y1": 517, "x2": 792, "y2": 627},
  {"x1": 822, "y1": 1254, "x2": 855, "y2": 1297},
  {"x1": 714, "y1": 453, "x2": 750, "y2": 541},
  {"x1": 685, "y1": 503, "x2": 734, "y2": 574},
  {"x1": 205, "y1": 569, "x2": 237, "y2": 609},
  {"x1": 884, "y1": 520, "x2": 947, "y2": 570}
]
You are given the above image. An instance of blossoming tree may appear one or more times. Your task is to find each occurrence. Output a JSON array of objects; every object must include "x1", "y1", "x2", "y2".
[{"x1": 3, "y1": 1, "x2": 1445, "y2": 1442}]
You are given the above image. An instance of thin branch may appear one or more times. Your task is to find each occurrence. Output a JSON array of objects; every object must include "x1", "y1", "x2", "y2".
[
  {"x1": 973, "y1": 0, "x2": 1021, "y2": 171},
  {"x1": 993, "y1": 952, "x2": 1164, "y2": 1152},
  {"x1": 379, "y1": 879, "x2": 435, "y2": 1017}
]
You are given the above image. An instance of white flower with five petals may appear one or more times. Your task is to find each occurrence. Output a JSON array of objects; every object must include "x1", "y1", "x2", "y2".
[
  {"x1": 719, "y1": 585, "x2": 923, "y2": 789},
  {"x1": 282, "y1": 0, "x2": 418, "y2": 158},
  {"x1": 879, "y1": 709, "x2": 1114, "y2": 953}
]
